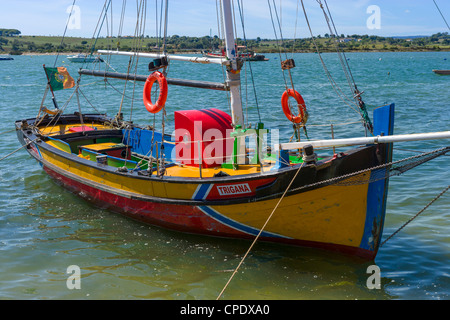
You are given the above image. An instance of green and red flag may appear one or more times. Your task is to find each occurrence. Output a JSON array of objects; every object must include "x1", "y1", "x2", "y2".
[{"x1": 44, "y1": 67, "x2": 75, "y2": 91}]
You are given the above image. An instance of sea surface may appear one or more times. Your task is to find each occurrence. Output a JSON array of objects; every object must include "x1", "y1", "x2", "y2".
[{"x1": 0, "y1": 51, "x2": 448, "y2": 301}]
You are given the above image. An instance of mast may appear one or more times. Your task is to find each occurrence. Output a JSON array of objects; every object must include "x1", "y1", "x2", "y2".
[{"x1": 221, "y1": 0, "x2": 244, "y2": 128}]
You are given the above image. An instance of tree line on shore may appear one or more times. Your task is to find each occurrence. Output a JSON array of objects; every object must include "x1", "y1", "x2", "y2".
[{"x1": 0, "y1": 29, "x2": 449, "y2": 55}]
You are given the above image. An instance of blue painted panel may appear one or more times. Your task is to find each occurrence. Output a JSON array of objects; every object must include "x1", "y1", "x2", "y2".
[
  {"x1": 122, "y1": 128, "x2": 175, "y2": 162},
  {"x1": 373, "y1": 103, "x2": 395, "y2": 137},
  {"x1": 271, "y1": 149, "x2": 290, "y2": 171},
  {"x1": 360, "y1": 104, "x2": 395, "y2": 253}
]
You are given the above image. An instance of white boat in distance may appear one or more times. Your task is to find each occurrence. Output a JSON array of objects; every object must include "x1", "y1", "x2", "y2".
[
  {"x1": 67, "y1": 53, "x2": 103, "y2": 63},
  {"x1": 0, "y1": 55, "x2": 14, "y2": 61}
]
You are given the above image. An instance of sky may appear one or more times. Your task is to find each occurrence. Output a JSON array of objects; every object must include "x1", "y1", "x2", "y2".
[{"x1": 0, "y1": 0, "x2": 449, "y2": 39}]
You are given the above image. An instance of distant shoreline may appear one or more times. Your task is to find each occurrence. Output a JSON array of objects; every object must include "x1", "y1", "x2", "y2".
[
  {"x1": 19, "y1": 52, "x2": 79, "y2": 56},
  {"x1": 1, "y1": 33, "x2": 449, "y2": 56},
  {"x1": 12, "y1": 49, "x2": 450, "y2": 56}
]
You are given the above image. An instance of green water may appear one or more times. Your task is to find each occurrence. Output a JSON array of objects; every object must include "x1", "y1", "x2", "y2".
[{"x1": 0, "y1": 51, "x2": 449, "y2": 300}]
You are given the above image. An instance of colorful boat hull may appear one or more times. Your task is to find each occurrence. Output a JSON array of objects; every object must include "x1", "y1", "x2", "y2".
[{"x1": 16, "y1": 105, "x2": 395, "y2": 260}]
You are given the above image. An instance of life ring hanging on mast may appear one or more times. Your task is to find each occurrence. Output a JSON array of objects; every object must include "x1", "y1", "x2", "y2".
[
  {"x1": 143, "y1": 71, "x2": 168, "y2": 114},
  {"x1": 281, "y1": 89, "x2": 308, "y2": 125}
]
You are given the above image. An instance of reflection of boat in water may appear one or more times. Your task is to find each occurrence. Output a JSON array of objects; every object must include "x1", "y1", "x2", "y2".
[
  {"x1": 0, "y1": 55, "x2": 14, "y2": 61},
  {"x1": 15, "y1": 0, "x2": 450, "y2": 262},
  {"x1": 67, "y1": 54, "x2": 103, "y2": 63},
  {"x1": 433, "y1": 70, "x2": 450, "y2": 75}
]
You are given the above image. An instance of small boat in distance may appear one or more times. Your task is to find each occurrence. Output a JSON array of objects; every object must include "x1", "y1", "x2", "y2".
[
  {"x1": 204, "y1": 46, "x2": 268, "y2": 61},
  {"x1": 67, "y1": 53, "x2": 103, "y2": 63},
  {"x1": 0, "y1": 55, "x2": 14, "y2": 61},
  {"x1": 433, "y1": 69, "x2": 450, "y2": 75}
]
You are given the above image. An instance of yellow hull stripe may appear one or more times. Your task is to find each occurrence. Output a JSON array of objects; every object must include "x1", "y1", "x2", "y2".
[
  {"x1": 39, "y1": 148, "x2": 198, "y2": 200},
  {"x1": 209, "y1": 172, "x2": 371, "y2": 247}
]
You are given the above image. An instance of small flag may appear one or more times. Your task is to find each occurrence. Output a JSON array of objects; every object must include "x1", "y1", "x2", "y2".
[{"x1": 44, "y1": 67, "x2": 75, "y2": 91}]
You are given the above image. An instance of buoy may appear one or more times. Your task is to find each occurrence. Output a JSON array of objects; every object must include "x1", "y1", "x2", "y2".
[{"x1": 143, "y1": 71, "x2": 168, "y2": 114}]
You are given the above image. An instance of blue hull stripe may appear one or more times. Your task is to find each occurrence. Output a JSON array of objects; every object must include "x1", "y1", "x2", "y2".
[
  {"x1": 192, "y1": 184, "x2": 213, "y2": 200},
  {"x1": 198, "y1": 205, "x2": 291, "y2": 239},
  {"x1": 360, "y1": 104, "x2": 395, "y2": 251}
]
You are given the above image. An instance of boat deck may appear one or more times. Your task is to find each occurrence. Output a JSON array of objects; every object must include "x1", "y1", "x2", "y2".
[
  {"x1": 39, "y1": 124, "x2": 115, "y2": 136},
  {"x1": 36, "y1": 123, "x2": 304, "y2": 178},
  {"x1": 164, "y1": 162, "x2": 274, "y2": 178}
]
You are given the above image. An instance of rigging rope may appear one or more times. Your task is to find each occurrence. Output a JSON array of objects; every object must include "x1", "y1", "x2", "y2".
[
  {"x1": 267, "y1": 0, "x2": 294, "y2": 92},
  {"x1": 86, "y1": 0, "x2": 112, "y2": 67},
  {"x1": 217, "y1": 161, "x2": 306, "y2": 300},
  {"x1": 268, "y1": 0, "x2": 310, "y2": 141},
  {"x1": 319, "y1": 0, "x2": 373, "y2": 134},
  {"x1": 0, "y1": 138, "x2": 39, "y2": 162},
  {"x1": 236, "y1": 0, "x2": 262, "y2": 124},
  {"x1": 318, "y1": 0, "x2": 357, "y2": 96},
  {"x1": 54, "y1": 0, "x2": 77, "y2": 67},
  {"x1": 433, "y1": 0, "x2": 450, "y2": 32},
  {"x1": 381, "y1": 184, "x2": 450, "y2": 247},
  {"x1": 300, "y1": 0, "x2": 363, "y2": 120}
]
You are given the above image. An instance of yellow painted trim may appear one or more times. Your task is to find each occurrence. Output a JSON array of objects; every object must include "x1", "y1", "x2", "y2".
[
  {"x1": 39, "y1": 123, "x2": 114, "y2": 136},
  {"x1": 39, "y1": 148, "x2": 198, "y2": 200},
  {"x1": 165, "y1": 163, "x2": 275, "y2": 178}
]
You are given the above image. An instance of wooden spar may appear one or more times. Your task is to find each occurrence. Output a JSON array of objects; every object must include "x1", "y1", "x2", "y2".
[
  {"x1": 97, "y1": 50, "x2": 229, "y2": 66},
  {"x1": 78, "y1": 69, "x2": 229, "y2": 91},
  {"x1": 222, "y1": 0, "x2": 244, "y2": 128},
  {"x1": 280, "y1": 131, "x2": 450, "y2": 150}
]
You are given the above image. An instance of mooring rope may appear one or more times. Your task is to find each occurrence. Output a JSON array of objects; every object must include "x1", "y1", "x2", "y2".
[
  {"x1": 217, "y1": 161, "x2": 305, "y2": 300},
  {"x1": 0, "y1": 129, "x2": 16, "y2": 136},
  {"x1": 380, "y1": 184, "x2": 450, "y2": 247},
  {"x1": 216, "y1": 146, "x2": 448, "y2": 298},
  {"x1": 0, "y1": 138, "x2": 38, "y2": 162}
]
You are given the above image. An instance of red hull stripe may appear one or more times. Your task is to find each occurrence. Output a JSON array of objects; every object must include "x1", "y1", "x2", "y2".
[{"x1": 43, "y1": 166, "x2": 248, "y2": 237}]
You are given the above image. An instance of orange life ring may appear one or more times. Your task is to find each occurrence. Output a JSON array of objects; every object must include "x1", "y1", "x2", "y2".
[
  {"x1": 281, "y1": 89, "x2": 307, "y2": 124},
  {"x1": 143, "y1": 71, "x2": 168, "y2": 114}
]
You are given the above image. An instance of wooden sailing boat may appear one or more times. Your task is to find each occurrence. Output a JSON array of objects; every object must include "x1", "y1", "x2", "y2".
[
  {"x1": 15, "y1": 0, "x2": 450, "y2": 260},
  {"x1": 433, "y1": 69, "x2": 450, "y2": 75}
]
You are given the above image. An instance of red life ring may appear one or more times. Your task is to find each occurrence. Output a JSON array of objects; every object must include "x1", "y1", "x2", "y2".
[
  {"x1": 143, "y1": 71, "x2": 168, "y2": 114},
  {"x1": 281, "y1": 89, "x2": 307, "y2": 124}
]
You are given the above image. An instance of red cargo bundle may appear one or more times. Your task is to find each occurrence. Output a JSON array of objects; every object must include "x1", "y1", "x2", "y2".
[{"x1": 174, "y1": 108, "x2": 233, "y2": 168}]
